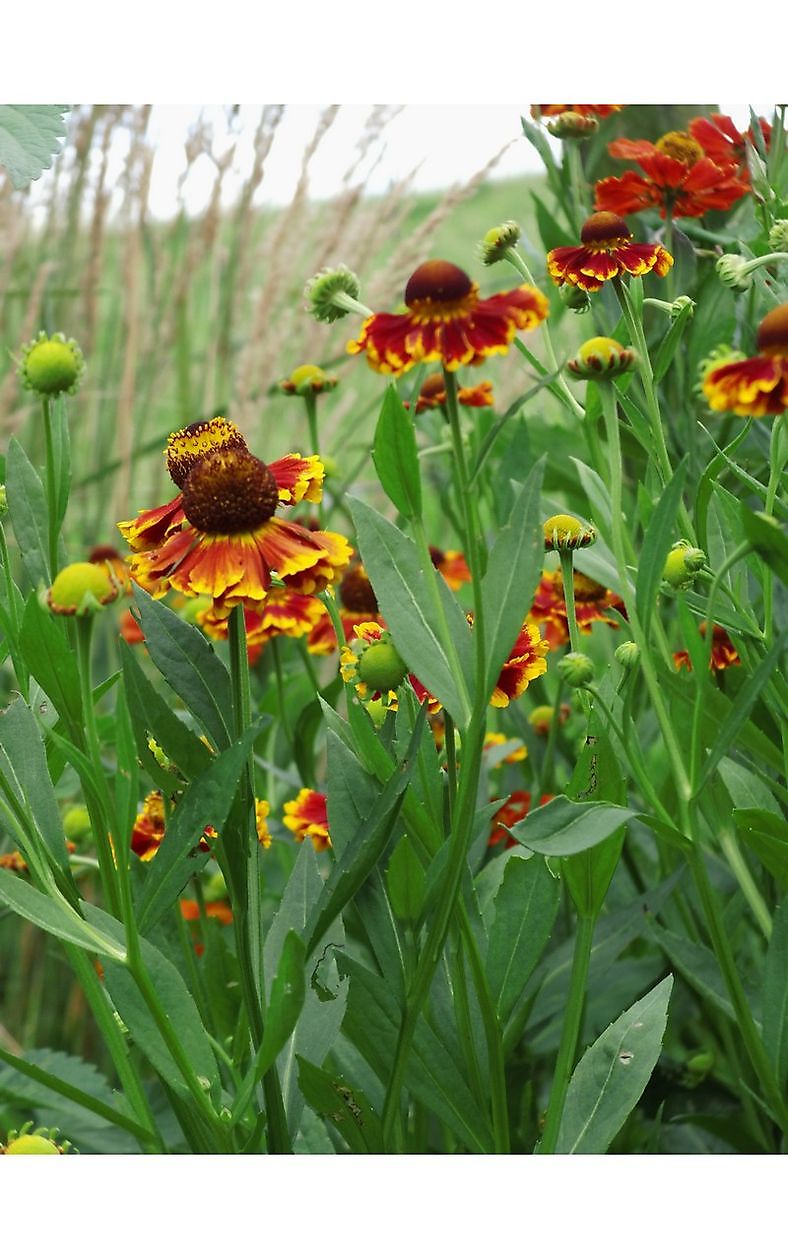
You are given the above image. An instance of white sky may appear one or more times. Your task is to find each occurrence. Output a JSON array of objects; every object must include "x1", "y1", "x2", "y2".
[{"x1": 71, "y1": 103, "x2": 774, "y2": 222}]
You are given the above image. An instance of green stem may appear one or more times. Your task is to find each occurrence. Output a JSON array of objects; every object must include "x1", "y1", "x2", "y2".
[
  {"x1": 538, "y1": 679, "x2": 565, "y2": 797},
  {"x1": 303, "y1": 393, "x2": 324, "y2": 526},
  {"x1": 458, "y1": 904, "x2": 510, "y2": 1153},
  {"x1": 763, "y1": 412, "x2": 786, "y2": 644},
  {"x1": 507, "y1": 247, "x2": 585, "y2": 422},
  {"x1": 73, "y1": 616, "x2": 121, "y2": 918},
  {"x1": 228, "y1": 605, "x2": 291, "y2": 1154},
  {"x1": 538, "y1": 913, "x2": 596, "y2": 1153},
  {"x1": 41, "y1": 397, "x2": 60, "y2": 580},
  {"x1": 686, "y1": 844, "x2": 788, "y2": 1135}
]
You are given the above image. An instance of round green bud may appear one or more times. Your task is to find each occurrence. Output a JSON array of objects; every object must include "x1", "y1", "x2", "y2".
[
  {"x1": 543, "y1": 513, "x2": 596, "y2": 551},
  {"x1": 19, "y1": 332, "x2": 85, "y2": 398},
  {"x1": 561, "y1": 286, "x2": 592, "y2": 314},
  {"x1": 614, "y1": 640, "x2": 640, "y2": 669},
  {"x1": 568, "y1": 336, "x2": 636, "y2": 380},
  {"x1": 48, "y1": 562, "x2": 119, "y2": 616},
  {"x1": 768, "y1": 220, "x2": 788, "y2": 253},
  {"x1": 3, "y1": 1133, "x2": 61, "y2": 1154},
  {"x1": 279, "y1": 363, "x2": 338, "y2": 396},
  {"x1": 358, "y1": 641, "x2": 408, "y2": 692},
  {"x1": 662, "y1": 540, "x2": 707, "y2": 589},
  {"x1": 62, "y1": 804, "x2": 92, "y2": 844},
  {"x1": 557, "y1": 652, "x2": 595, "y2": 688},
  {"x1": 304, "y1": 266, "x2": 362, "y2": 324},
  {"x1": 479, "y1": 221, "x2": 521, "y2": 266},
  {"x1": 715, "y1": 254, "x2": 752, "y2": 293},
  {"x1": 686, "y1": 1050, "x2": 714, "y2": 1075}
]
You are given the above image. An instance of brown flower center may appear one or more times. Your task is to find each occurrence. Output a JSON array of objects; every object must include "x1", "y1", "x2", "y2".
[
  {"x1": 182, "y1": 449, "x2": 279, "y2": 534},
  {"x1": 166, "y1": 417, "x2": 248, "y2": 489},
  {"x1": 338, "y1": 564, "x2": 379, "y2": 615},
  {"x1": 580, "y1": 211, "x2": 631, "y2": 245},
  {"x1": 88, "y1": 544, "x2": 123, "y2": 563},
  {"x1": 757, "y1": 303, "x2": 788, "y2": 356},
  {"x1": 405, "y1": 260, "x2": 474, "y2": 307},
  {"x1": 656, "y1": 130, "x2": 703, "y2": 165},
  {"x1": 429, "y1": 545, "x2": 446, "y2": 567}
]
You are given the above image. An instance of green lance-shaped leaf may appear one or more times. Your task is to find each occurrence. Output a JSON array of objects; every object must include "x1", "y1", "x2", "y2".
[
  {"x1": 120, "y1": 638, "x2": 213, "y2": 782},
  {"x1": 763, "y1": 898, "x2": 788, "y2": 1093},
  {"x1": 135, "y1": 721, "x2": 264, "y2": 933},
  {"x1": 304, "y1": 704, "x2": 426, "y2": 954},
  {"x1": 372, "y1": 384, "x2": 422, "y2": 519},
  {"x1": 325, "y1": 728, "x2": 379, "y2": 859},
  {"x1": 0, "y1": 696, "x2": 74, "y2": 882},
  {"x1": 696, "y1": 629, "x2": 787, "y2": 791},
  {"x1": 232, "y1": 931, "x2": 307, "y2": 1125},
  {"x1": 85, "y1": 904, "x2": 219, "y2": 1100},
  {"x1": 506, "y1": 795, "x2": 635, "y2": 856},
  {"x1": 480, "y1": 460, "x2": 545, "y2": 700},
  {"x1": 386, "y1": 833, "x2": 427, "y2": 925},
  {"x1": 0, "y1": 105, "x2": 68, "y2": 189},
  {"x1": 19, "y1": 593, "x2": 83, "y2": 736},
  {"x1": 635, "y1": 456, "x2": 688, "y2": 634},
  {"x1": 349, "y1": 497, "x2": 472, "y2": 725},
  {"x1": 734, "y1": 808, "x2": 788, "y2": 890},
  {"x1": 555, "y1": 975, "x2": 673, "y2": 1154},
  {"x1": 0, "y1": 871, "x2": 125, "y2": 959},
  {"x1": 134, "y1": 584, "x2": 233, "y2": 750},
  {"x1": 649, "y1": 924, "x2": 734, "y2": 1021},
  {"x1": 740, "y1": 505, "x2": 788, "y2": 585},
  {"x1": 485, "y1": 854, "x2": 560, "y2": 1025},
  {"x1": 6, "y1": 438, "x2": 52, "y2": 587},
  {"x1": 296, "y1": 1057, "x2": 384, "y2": 1154}
]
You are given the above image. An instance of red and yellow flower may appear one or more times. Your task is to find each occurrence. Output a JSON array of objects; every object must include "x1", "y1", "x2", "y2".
[
  {"x1": 488, "y1": 791, "x2": 554, "y2": 848},
  {"x1": 199, "y1": 589, "x2": 325, "y2": 664},
  {"x1": 673, "y1": 622, "x2": 741, "y2": 673},
  {"x1": 340, "y1": 620, "x2": 440, "y2": 714},
  {"x1": 283, "y1": 789, "x2": 330, "y2": 852},
  {"x1": 430, "y1": 545, "x2": 471, "y2": 591},
  {"x1": 131, "y1": 790, "x2": 270, "y2": 861},
  {"x1": 689, "y1": 113, "x2": 772, "y2": 177},
  {"x1": 594, "y1": 134, "x2": 749, "y2": 219},
  {"x1": 492, "y1": 620, "x2": 550, "y2": 708},
  {"x1": 125, "y1": 447, "x2": 350, "y2": 614},
  {"x1": 411, "y1": 372, "x2": 494, "y2": 413},
  {"x1": 547, "y1": 211, "x2": 673, "y2": 294},
  {"x1": 531, "y1": 105, "x2": 622, "y2": 120},
  {"x1": 180, "y1": 898, "x2": 234, "y2": 926},
  {"x1": 530, "y1": 569, "x2": 625, "y2": 649},
  {"x1": 347, "y1": 259, "x2": 548, "y2": 376},
  {"x1": 702, "y1": 304, "x2": 788, "y2": 417}
]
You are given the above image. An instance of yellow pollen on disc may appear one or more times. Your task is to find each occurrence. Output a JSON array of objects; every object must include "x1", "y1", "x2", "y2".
[{"x1": 655, "y1": 131, "x2": 704, "y2": 165}]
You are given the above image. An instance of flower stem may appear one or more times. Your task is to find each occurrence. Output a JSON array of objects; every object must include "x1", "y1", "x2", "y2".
[
  {"x1": 507, "y1": 247, "x2": 585, "y2": 422},
  {"x1": 41, "y1": 397, "x2": 62, "y2": 581},
  {"x1": 303, "y1": 393, "x2": 324, "y2": 526},
  {"x1": 228, "y1": 605, "x2": 291, "y2": 1154},
  {"x1": 538, "y1": 913, "x2": 596, "y2": 1153}
]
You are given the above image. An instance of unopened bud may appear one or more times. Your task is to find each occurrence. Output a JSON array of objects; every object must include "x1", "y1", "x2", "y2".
[
  {"x1": 568, "y1": 336, "x2": 635, "y2": 380},
  {"x1": 358, "y1": 641, "x2": 408, "y2": 692},
  {"x1": 543, "y1": 513, "x2": 596, "y2": 551},
  {"x1": 279, "y1": 363, "x2": 338, "y2": 396},
  {"x1": 304, "y1": 266, "x2": 363, "y2": 324},
  {"x1": 663, "y1": 540, "x2": 707, "y2": 589},
  {"x1": 615, "y1": 640, "x2": 640, "y2": 669},
  {"x1": 47, "y1": 562, "x2": 119, "y2": 616},
  {"x1": 546, "y1": 111, "x2": 599, "y2": 140},
  {"x1": 716, "y1": 254, "x2": 752, "y2": 293},
  {"x1": 479, "y1": 221, "x2": 521, "y2": 266},
  {"x1": 557, "y1": 652, "x2": 595, "y2": 687}
]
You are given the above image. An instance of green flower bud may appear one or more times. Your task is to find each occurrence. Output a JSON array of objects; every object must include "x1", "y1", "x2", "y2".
[
  {"x1": 614, "y1": 640, "x2": 640, "y2": 669},
  {"x1": 557, "y1": 652, "x2": 594, "y2": 687},
  {"x1": 561, "y1": 286, "x2": 591, "y2": 314},
  {"x1": 568, "y1": 336, "x2": 636, "y2": 380},
  {"x1": 479, "y1": 221, "x2": 521, "y2": 266},
  {"x1": 546, "y1": 111, "x2": 599, "y2": 140},
  {"x1": 47, "y1": 562, "x2": 119, "y2": 616},
  {"x1": 543, "y1": 513, "x2": 596, "y2": 551},
  {"x1": 1, "y1": 1125, "x2": 66, "y2": 1154},
  {"x1": 716, "y1": 254, "x2": 752, "y2": 293},
  {"x1": 663, "y1": 540, "x2": 707, "y2": 589},
  {"x1": 62, "y1": 804, "x2": 92, "y2": 844},
  {"x1": 19, "y1": 332, "x2": 85, "y2": 398},
  {"x1": 358, "y1": 641, "x2": 408, "y2": 692},
  {"x1": 768, "y1": 221, "x2": 788, "y2": 253},
  {"x1": 668, "y1": 295, "x2": 695, "y2": 320},
  {"x1": 279, "y1": 363, "x2": 338, "y2": 396},
  {"x1": 304, "y1": 266, "x2": 363, "y2": 324}
]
